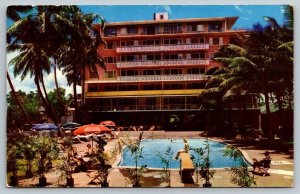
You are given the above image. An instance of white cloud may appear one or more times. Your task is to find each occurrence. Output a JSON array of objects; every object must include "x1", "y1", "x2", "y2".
[
  {"x1": 163, "y1": 5, "x2": 172, "y2": 14},
  {"x1": 240, "y1": 17, "x2": 250, "y2": 21},
  {"x1": 234, "y1": 5, "x2": 252, "y2": 14},
  {"x1": 6, "y1": 51, "x2": 79, "y2": 96},
  {"x1": 234, "y1": 5, "x2": 243, "y2": 12}
]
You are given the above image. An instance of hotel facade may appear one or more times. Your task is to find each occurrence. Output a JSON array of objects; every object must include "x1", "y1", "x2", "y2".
[{"x1": 84, "y1": 13, "x2": 258, "y2": 129}]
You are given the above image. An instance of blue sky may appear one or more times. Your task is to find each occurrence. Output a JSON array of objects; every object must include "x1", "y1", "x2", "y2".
[
  {"x1": 7, "y1": 5, "x2": 286, "y2": 95},
  {"x1": 80, "y1": 5, "x2": 285, "y2": 30}
]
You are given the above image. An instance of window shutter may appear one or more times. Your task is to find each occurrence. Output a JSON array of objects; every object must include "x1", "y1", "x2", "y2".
[
  {"x1": 219, "y1": 37, "x2": 223, "y2": 45},
  {"x1": 186, "y1": 54, "x2": 191, "y2": 59},
  {"x1": 134, "y1": 40, "x2": 139, "y2": 46},
  {"x1": 186, "y1": 38, "x2": 191, "y2": 44},
  {"x1": 142, "y1": 55, "x2": 147, "y2": 61},
  {"x1": 197, "y1": 24, "x2": 204, "y2": 31},
  {"x1": 120, "y1": 27, "x2": 126, "y2": 35},
  {"x1": 209, "y1": 38, "x2": 213, "y2": 45}
]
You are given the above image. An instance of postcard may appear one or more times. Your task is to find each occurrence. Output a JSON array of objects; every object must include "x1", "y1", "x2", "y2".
[{"x1": 6, "y1": 5, "x2": 294, "y2": 188}]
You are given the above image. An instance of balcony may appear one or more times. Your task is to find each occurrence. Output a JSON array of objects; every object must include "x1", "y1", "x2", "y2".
[
  {"x1": 117, "y1": 59, "x2": 210, "y2": 68},
  {"x1": 116, "y1": 43, "x2": 209, "y2": 53},
  {"x1": 117, "y1": 74, "x2": 208, "y2": 82}
]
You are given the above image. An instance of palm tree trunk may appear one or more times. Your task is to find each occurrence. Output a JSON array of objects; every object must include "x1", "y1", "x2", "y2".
[
  {"x1": 53, "y1": 58, "x2": 67, "y2": 116},
  {"x1": 264, "y1": 92, "x2": 271, "y2": 138},
  {"x1": 73, "y1": 72, "x2": 79, "y2": 123},
  {"x1": 35, "y1": 76, "x2": 56, "y2": 124},
  {"x1": 40, "y1": 75, "x2": 59, "y2": 124},
  {"x1": 81, "y1": 63, "x2": 86, "y2": 123},
  {"x1": 7, "y1": 72, "x2": 31, "y2": 125}
]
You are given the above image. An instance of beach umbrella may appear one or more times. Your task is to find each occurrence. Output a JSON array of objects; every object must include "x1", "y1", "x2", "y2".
[
  {"x1": 73, "y1": 124, "x2": 112, "y2": 135},
  {"x1": 61, "y1": 122, "x2": 81, "y2": 128},
  {"x1": 31, "y1": 123, "x2": 58, "y2": 131},
  {"x1": 100, "y1": 120, "x2": 116, "y2": 127}
]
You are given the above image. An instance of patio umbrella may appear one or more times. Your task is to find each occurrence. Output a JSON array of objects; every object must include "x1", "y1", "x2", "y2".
[
  {"x1": 73, "y1": 124, "x2": 112, "y2": 136},
  {"x1": 61, "y1": 122, "x2": 81, "y2": 128},
  {"x1": 31, "y1": 123, "x2": 58, "y2": 131},
  {"x1": 99, "y1": 120, "x2": 116, "y2": 127}
]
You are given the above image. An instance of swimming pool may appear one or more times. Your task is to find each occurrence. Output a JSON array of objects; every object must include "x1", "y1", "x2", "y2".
[{"x1": 118, "y1": 139, "x2": 248, "y2": 168}]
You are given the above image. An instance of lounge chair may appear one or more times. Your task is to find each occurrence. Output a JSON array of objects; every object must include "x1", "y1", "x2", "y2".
[{"x1": 253, "y1": 159, "x2": 271, "y2": 176}]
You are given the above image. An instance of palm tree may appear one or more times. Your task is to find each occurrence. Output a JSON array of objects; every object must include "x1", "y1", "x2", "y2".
[
  {"x1": 7, "y1": 6, "x2": 66, "y2": 124},
  {"x1": 56, "y1": 6, "x2": 105, "y2": 122},
  {"x1": 6, "y1": 6, "x2": 33, "y2": 125}
]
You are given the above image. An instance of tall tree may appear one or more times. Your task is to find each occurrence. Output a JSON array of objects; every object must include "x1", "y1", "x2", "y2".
[{"x1": 56, "y1": 6, "x2": 105, "y2": 122}]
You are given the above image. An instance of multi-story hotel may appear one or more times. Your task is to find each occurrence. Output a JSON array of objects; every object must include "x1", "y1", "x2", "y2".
[{"x1": 84, "y1": 13, "x2": 256, "y2": 129}]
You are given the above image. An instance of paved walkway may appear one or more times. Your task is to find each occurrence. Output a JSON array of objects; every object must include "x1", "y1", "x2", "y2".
[{"x1": 17, "y1": 131, "x2": 293, "y2": 187}]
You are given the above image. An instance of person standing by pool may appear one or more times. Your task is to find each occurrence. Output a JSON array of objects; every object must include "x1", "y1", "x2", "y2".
[
  {"x1": 183, "y1": 138, "x2": 189, "y2": 153},
  {"x1": 175, "y1": 138, "x2": 190, "y2": 159}
]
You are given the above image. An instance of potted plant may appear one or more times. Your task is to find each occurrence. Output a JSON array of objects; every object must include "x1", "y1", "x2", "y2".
[
  {"x1": 7, "y1": 133, "x2": 23, "y2": 187},
  {"x1": 33, "y1": 136, "x2": 60, "y2": 187},
  {"x1": 190, "y1": 139, "x2": 215, "y2": 187},
  {"x1": 157, "y1": 144, "x2": 174, "y2": 187},
  {"x1": 124, "y1": 132, "x2": 147, "y2": 187},
  {"x1": 87, "y1": 136, "x2": 112, "y2": 187},
  {"x1": 57, "y1": 137, "x2": 75, "y2": 187},
  {"x1": 223, "y1": 145, "x2": 256, "y2": 187},
  {"x1": 19, "y1": 135, "x2": 36, "y2": 178}
]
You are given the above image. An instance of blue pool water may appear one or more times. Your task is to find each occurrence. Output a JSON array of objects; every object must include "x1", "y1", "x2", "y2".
[{"x1": 118, "y1": 139, "x2": 247, "y2": 168}]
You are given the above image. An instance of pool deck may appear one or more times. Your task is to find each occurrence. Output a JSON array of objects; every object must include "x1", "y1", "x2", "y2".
[{"x1": 17, "y1": 131, "x2": 294, "y2": 187}]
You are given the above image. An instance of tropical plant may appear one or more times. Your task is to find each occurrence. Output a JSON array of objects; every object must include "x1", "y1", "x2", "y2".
[
  {"x1": 223, "y1": 145, "x2": 256, "y2": 187},
  {"x1": 19, "y1": 135, "x2": 37, "y2": 178},
  {"x1": 6, "y1": 133, "x2": 24, "y2": 186},
  {"x1": 123, "y1": 132, "x2": 147, "y2": 187},
  {"x1": 56, "y1": 137, "x2": 75, "y2": 187},
  {"x1": 33, "y1": 136, "x2": 60, "y2": 187},
  {"x1": 190, "y1": 139, "x2": 215, "y2": 187},
  {"x1": 157, "y1": 144, "x2": 174, "y2": 187}
]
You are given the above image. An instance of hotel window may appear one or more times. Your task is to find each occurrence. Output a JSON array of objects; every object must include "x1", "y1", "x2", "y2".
[
  {"x1": 187, "y1": 24, "x2": 197, "y2": 32},
  {"x1": 163, "y1": 24, "x2": 182, "y2": 34},
  {"x1": 213, "y1": 37, "x2": 220, "y2": 45},
  {"x1": 191, "y1": 52, "x2": 205, "y2": 59},
  {"x1": 104, "y1": 27, "x2": 117, "y2": 37},
  {"x1": 105, "y1": 42, "x2": 116, "y2": 49},
  {"x1": 164, "y1": 38, "x2": 182, "y2": 45},
  {"x1": 121, "y1": 55, "x2": 137, "y2": 62},
  {"x1": 104, "y1": 85, "x2": 117, "y2": 91},
  {"x1": 164, "y1": 54, "x2": 179, "y2": 60},
  {"x1": 191, "y1": 38, "x2": 198, "y2": 44},
  {"x1": 89, "y1": 68, "x2": 98, "y2": 78},
  {"x1": 199, "y1": 37, "x2": 205, "y2": 44},
  {"x1": 127, "y1": 26, "x2": 138, "y2": 34},
  {"x1": 188, "y1": 68, "x2": 200, "y2": 74},
  {"x1": 170, "y1": 69, "x2": 182, "y2": 75},
  {"x1": 187, "y1": 68, "x2": 205, "y2": 74},
  {"x1": 121, "y1": 70, "x2": 138, "y2": 76},
  {"x1": 105, "y1": 57, "x2": 116, "y2": 63},
  {"x1": 142, "y1": 39, "x2": 160, "y2": 45},
  {"x1": 143, "y1": 84, "x2": 162, "y2": 90},
  {"x1": 143, "y1": 69, "x2": 161, "y2": 75},
  {"x1": 88, "y1": 84, "x2": 98, "y2": 92},
  {"x1": 104, "y1": 71, "x2": 116, "y2": 79},
  {"x1": 208, "y1": 22, "x2": 222, "y2": 32},
  {"x1": 146, "y1": 54, "x2": 161, "y2": 60},
  {"x1": 120, "y1": 40, "x2": 134, "y2": 47},
  {"x1": 143, "y1": 25, "x2": 156, "y2": 35}
]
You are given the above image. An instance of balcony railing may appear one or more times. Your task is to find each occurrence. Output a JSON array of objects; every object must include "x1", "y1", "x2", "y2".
[
  {"x1": 87, "y1": 104, "x2": 199, "y2": 112},
  {"x1": 117, "y1": 74, "x2": 208, "y2": 82},
  {"x1": 116, "y1": 43, "x2": 209, "y2": 53},
  {"x1": 117, "y1": 59, "x2": 210, "y2": 68}
]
